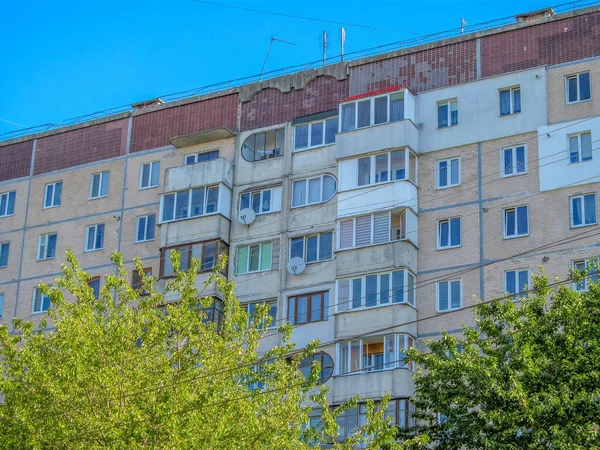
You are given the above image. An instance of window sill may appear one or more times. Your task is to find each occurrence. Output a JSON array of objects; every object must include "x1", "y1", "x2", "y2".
[
  {"x1": 570, "y1": 222, "x2": 597, "y2": 229},
  {"x1": 236, "y1": 269, "x2": 273, "y2": 276},
  {"x1": 502, "y1": 171, "x2": 528, "y2": 178},
  {"x1": 134, "y1": 239, "x2": 155, "y2": 244},
  {"x1": 437, "y1": 306, "x2": 462, "y2": 313},
  {"x1": 334, "y1": 301, "x2": 417, "y2": 315},
  {"x1": 242, "y1": 155, "x2": 283, "y2": 164},
  {"x1": 436, "y1": 244, "x2": 462, "y2": 251},
  {"x1": 293, "y1": 142, "x2": 335, "y2": 153},
  {"x1": 42, "y1": 205, "x2": 61, "y2": 210},
  {"x1": 336, "y1": 238, "x2": 414, "y2": 254},
  {"x1": 36, "y1": 257, "x2": 56, "y2": 262},
  {"x1": 338, "y1": 117, "x2": 412, "y2": 135},
  {"x1": 89, "y1": 195, "x2": 109, "y2": 201},
  {"x1": 437, "y1": 124, "x2": 458, "y2": 130},
  {"x1": 566, "y1": 98, "x2": 592, "y2": 105},
  {"x1": 503, "y1": 233, "x2": 529, "y2": 240},
  {"x1": 499, "y1": 112, "x2": 521, "y2": 117},
  {"x1": 139, "y1": 185, "x2": 159, "y2": 191},
  {"x1": 84, "y1": 248, "x2": 104, "y2": 253},
  {"x1": 159, "y1": 211, "x2": 220, "y2": 225},
  {"x1": 436, "y1": 183, "x2": 461, "y2": 190},
  {"x1": 31, "y1": 310, "x2": 48, "y2": 315},
  {"x1": 0, "y1": 214, "x2": 15, "y2": 218},
  {"x1": 568, "y1": 159, "x2": 593, "y2": 165}
]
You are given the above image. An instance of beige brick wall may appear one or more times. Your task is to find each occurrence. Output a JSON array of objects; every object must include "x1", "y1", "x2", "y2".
[{"x1": 0, "y1": 179, "x2": 28, "y2": 230}]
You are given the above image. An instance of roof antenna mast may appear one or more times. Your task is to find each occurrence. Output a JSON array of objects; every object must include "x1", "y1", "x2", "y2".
[{"x1": 260, "y1": 36, "x2": 296, "y2": 81}]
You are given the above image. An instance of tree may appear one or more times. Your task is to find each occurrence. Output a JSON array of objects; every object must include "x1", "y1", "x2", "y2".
[
  {"x1": 401, "y1": 270, "x2": 600, "y2": 449},
  {"x1": 0, "y1": 250, "x2": 406, "y2": 449}
]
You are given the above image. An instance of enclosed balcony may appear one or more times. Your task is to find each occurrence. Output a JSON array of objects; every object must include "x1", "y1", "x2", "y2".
[{"x1": 164, "y1": 157, "x2": 233, "y2": 192}]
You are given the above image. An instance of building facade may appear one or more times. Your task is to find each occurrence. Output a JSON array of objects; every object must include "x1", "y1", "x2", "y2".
[{"x1": 2, "y1": 5, "x2": 600, "y2": 438}]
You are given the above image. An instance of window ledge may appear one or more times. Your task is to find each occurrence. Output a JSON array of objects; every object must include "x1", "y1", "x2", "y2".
[
  {"x1": 568, "y1": 159, "x2": 593, "y2": 165},
  {"x1": 437, "y1": 124, "x2": 458, "y2": 130},
  {"x1": 333, "y1": 301, "x2": 417, "y2": 316},
  {"x1": 134, "y1": 239, "x2": 155, "y2": 244},
  {"x1": 89, "y1": 195, "x2": 109, "y2": 201},
  {"x1": 84, "y1": 248, "x2": 104, "y2": 253},
  {"x1": 36, "y1": 257, "x2": 56, "y2": 262},
  {"x1": 566, "y1": 99, "x2": 592, "y2": 105},
  {"x1": 159, "y1": 211, "x2": 221, "y2": 225},
  {"x1": 503, "y1": 233, "x2": 529, "y2": 240},
  {"x1": 0, "y1": 214, "x2": 15, "y2": 218},
  {"x1": 139, "y1": 185, "x2": 159, "y2": 191},
  {"x1": 436, "y1": 306, "x2": 462, "y2": 313},
  {"x1": 436, "y1": 244, "x2": 462, "y2": 251},
  {"x1": 338, "y1": 118, "x2": 415, "y2": 135},
  {"x1": 499, "y1": 112, "x2": 521, "y2": 117},
  {"x1": 502, "y1": 172, "x2": 528, "y2": 178},
  {"x1": 570, "y1": 222, "x2": 597, "y2": 229},
  {"x1": 42, "y1": 205, "x2": 61, "y2": 210},
  {"x1": 336, "y1": 238, "x2": 416, "y2": 254},
  {"x1": 436, "y1": 183, "x2": 461, "y2": 190}
]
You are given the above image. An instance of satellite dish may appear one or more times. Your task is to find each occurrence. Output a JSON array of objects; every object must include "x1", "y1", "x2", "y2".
[
  {"x1": 287, "y1": 257, "x2": 306, "y2": 276},
  {"x1": 238, "y1": 208, "x2": 256, "y2": 225}
]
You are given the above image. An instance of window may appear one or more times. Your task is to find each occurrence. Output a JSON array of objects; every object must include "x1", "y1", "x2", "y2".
[
  {"x1": 236, "y1": 242, "x2": 273, "y2": 275},
  {"x1": 290, "y1": 232, "x2": 333, "y2": 263},
  {"x1": 161, "y1": 240, "x2": 227, "y2": 277},
  {"x1": 85, "y1": 224, "x2": 105, "y2": 252},
  {"x1": 572, "y1": 258, "x2": 599, "y2": 291},
  {"x1": 135, "y1": 214, "x2": 156, "y2": 243},
  {"x1": 566, "y1": 72, "x2": 591, "y2": 104},
  {"x1": 132, "y1": 268, "x2": 152, "y2": 295},
  {"x1": 37, "y1": 233, "x2": 57, "y2": 260},
  {"x1": 0, "y1": 191, "x2": 16, "y2": 217},
  {"x1": 185, "y1": 149, "x2": 219, "y2": 165},
  {"x1": 505, "y1": 269, "x2": 529, "y2": 300},
  {"x1": 337, "y1": 269, "x2": 416, "y2": 311},
  {"x1": 500, "y1": 87, "x2": 521, "y2": 115},
  {"x1": 504, "y1": 206, "x2": 529, "y2": 238},
  {"x1": 294, "y1": 117, "x2": 338, "y2": 150},
  {"x1": 0, "y1": 242, "x2": 9, "y2": 267},
  {"x1": 160, "y1": 185, "x2": 219, "y2": 222},
  {"x1": 88, "y1": 276, "x2": 100, "y2": 300},
  {"x1": 437, "y1": 280, "x2": 462, "y2": 311},
  {"x1": 244, "y1": 300, "x2": 278, "y2": 329},
  {"x1": 437, "y1": 218, "x2": 461, "y2": 249},
  {"x1": 292, "y1": 175, "x2": 337, "y2": 207},
  {"x1": 502, "y1": 145, "x2": 527, "y2": 176},
  {"x1": 89, "y1": 171, "x2": 110, "y2": 199},
  {"x1": 339, "y1": 91, "x2": 405, "y2": 132},
  {"x1": 569, "y1": 132, "x2": 592, "y2": 163},
  {"x1": 33, "y1": 288, "x2": 50, "y2": 313},
  {"x1": 437, "y1": 157, "x2": 460, "y2": 188},
  {"x1": 356, "y1": 149, "x2": 416, "y2": 187},
  {"x1": 438, "y1": 100, "x2": 458, "y2": 128},
  {"x1": 0, "y1": 293, "x2": 3, "y2": 319},
  {"x1": 43, "y1": 181, "x2": 62, "y2": 208},
  {"x1": 337, "y1": 334, "x2": 414, "y2": 375},
  {"x1": 298, "y1": 352, "x2": 334, "y2": 384},
  {"x1": 139, "y1": 161, "x2": 160, "y2": 189},
  {"x1": 240, "y1": 187, "x2": 280, "y2": 214},
  {"x1": 288, "y1": 291, "x2": 329, "y2": 324},
  {"x1": 571, "y1": 194, "x2": 597, "y2": 228},
  {"x1": 338, "y1": 210, "x2": 406, "y2": 250},
  {"x1": 241, "y1": 128, "x2": 285, "y2": 162}
]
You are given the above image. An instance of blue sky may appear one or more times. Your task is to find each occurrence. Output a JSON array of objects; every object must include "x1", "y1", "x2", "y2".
[{"x1": 0, "y1": 0, "x2": 556, "y2": 135}]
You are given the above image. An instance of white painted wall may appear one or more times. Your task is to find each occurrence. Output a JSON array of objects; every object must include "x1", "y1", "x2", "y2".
[
  {"x1": 164, "y1": 157, "x2": 233, "y2": 191},
  {"x1": 337, "y1": 181, "x2": 418, "y2": 218},
  {"x1": 538, "y1": 116, "x2": 600, "y2": 191},
  {"x1": 218, "y1": 185, "x2": 232, "y2": 219},
  {"x1": 416, "y1": 67, "x2": 548, "y2": 152}
]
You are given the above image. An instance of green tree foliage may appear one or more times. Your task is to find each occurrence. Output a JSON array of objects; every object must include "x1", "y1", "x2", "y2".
[
  {"x1": 401, "y1": 270, "x2": 600, "y2": 449},
  {"x1": 0, "y1": 250, "x2": 407, "y2": 449}
]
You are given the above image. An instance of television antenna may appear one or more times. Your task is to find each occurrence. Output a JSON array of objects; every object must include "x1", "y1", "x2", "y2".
[{"x1": 260, "y1": 36, "x2": 296, "y2": 81}]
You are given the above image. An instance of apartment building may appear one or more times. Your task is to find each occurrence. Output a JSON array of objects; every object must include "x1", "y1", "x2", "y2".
[{"x1": 2, "y1": 4, "x2": 600, "y2": 439}]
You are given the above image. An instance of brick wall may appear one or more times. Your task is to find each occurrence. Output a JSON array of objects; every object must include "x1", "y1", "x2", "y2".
[
  {"x1": 129, "y1": 94, "x2": 238, "y2": 153},
  {"x1": 349, "y1": 41, "x2": 477, "y2": 96},
  {"x1": 34, "y1": 119, "x2": 128, "y2": 175},
  {"x1": 481, "y1": 11, "x2": 600, "y2": 77},
  {"x1": 0, "y1": 141, "x2": 33, "y2": 181},
  {"x1": 240, "y1": 75, "x2": 349, "y2": 131}
]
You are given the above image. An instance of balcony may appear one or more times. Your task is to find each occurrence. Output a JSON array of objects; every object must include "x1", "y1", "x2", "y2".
[
  {"x1": 338, "y1": 181, "x2": 418, "y2": 218},
  {"x1": 332, "y1": 367, "x2": 414, "y2": 404},
  {"x1": 336, "y1": 239, "x2": 417, "y2": 279},
  {"x1": 160, "y1": 214, "x2": 231, "y2": 247},
  {"x1": 156, "y1": 272, "x2": 222, "y2": 304},
  {"x1": 164, "y1": 157, "x2": 233, "y2": 192}
]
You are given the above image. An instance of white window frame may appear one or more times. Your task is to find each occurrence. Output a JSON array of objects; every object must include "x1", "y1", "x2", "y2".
[
  {"x1": 289, "y1": 232, "x2": 333, "y2": 264},
  {"x1": 293, "y1": 116, "x2": 338, "y2": 151},
  {"x1": 436, "y1": 157, "x2": 461, "y2": 189},
  {"x1": 339, "y1": 90, "x2": 406, "y2": 132},
  {"x1": 336, "y1": 333, "x2": 414, "y2": 375},
  {"x1": 0, "y1": 191, "x2": 16, "y2": 217},
  {"x1": 503, "y1": 205, "x2": 529, "y2": 239},
  {"x1": 504, "y1": 269, "x2": 530, "y2": 301},
  {"x1": 338, "y1": 210, "x2": 407, "y2": 250},
  {"x1": 89, "y1": 171, "x2": 110, "y2": 199},
  {"x1": 240, "y1": 188, "x2": 275, "y2": 215},
  {"x1": 568, "y1": 131, "x2": 593, "y2": 164},
  {"x1": 160, "y1": 185, "x2": 220, "y2": 223},
  {"x1": 139, "y1": 161, "x2": 160, "y2": 190},
  {"x1": 184, "y1": 149, "x2": 219, "y2": 165},
  {"x1": 572, "y1": 258, "x2": 599, "y2": 292},
  {"x1": 356, "y1": 149, "x2": 417, "y2": 187},
  {"x1": 436, "y1": 279, "x2": 462, "y2": 312},
  {"x1": 135, "y1": 214, "x2": 156, "y2": 243},
  {"x1": 437, "y1": 99, "x2": 458, "y2": 128},
  {"x1": 437, "y1": 217, "x2": 461, "y2": 250},
  {"x1": 570, "y1": 193, "x2": 597, "y2": 228},
  {"x1": 499, "y1": 86, "x2": 521, "y2": 116},
  {"x1": 85, "y1": 224, "x2": 105, "y2": 252},
  {"x1": 43, "y1": 181, "x2": 62, "y2": 209},
  {"x1": 236, "y1": 242, "x2": 273, "y2": 275},
  {"x1": 291, "y1": 174, "x2": 337, "y2": 208},
  {"x1": 37, "y1": 233, "x2": 57, "y2": 261},
  {"x1": 32, "y1": 287, "x2": 50, "y2": 314},
  {"x1": 501, "y1": 144, "x2": 528, "y2": 177},
  {"x1": 566, "y1": 72, "x2": 591, "y2": 104},
  {"x1": 0, "y1": 242, "x2": 9, "y2": 268}
]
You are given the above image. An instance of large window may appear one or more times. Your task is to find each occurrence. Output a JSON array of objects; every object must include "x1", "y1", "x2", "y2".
[
  {"x1": 89, "y1": 171, "x2": 110, "y2": 199},
  {"x1": 185, "y1": 150, "x2": 219, "y2": 165},
  {"x1": 135, "y1": 214, "x2": 156, "y2": 243},
  {"x1": 337, "y1": 334, "x2": 414, "y2": 375},
  {"x1": 504, "y1": 206, "x2": 529, "y2": 238},
  {"x1": 240, "y1": 187, "x2": 281, "y2": 215},
  {"x1": 292, "y1": 175, "x2": 336, "y2": 207},
  {"x1": 357, "y1": 149, "x2": 416, "y2": 187},
  {"x1": 502, "y1": 145, "x2": 527, "y2": 176},
  {"x1": 437, "y1": 280, "x2": 461, "y2": 312},
  {"x1": 37, "y1": 233, "x2": 57, "y2": 260},
  {"x1": 571, "y1": 194, "x2": 597, "y2": 228},
  {"x1": 0, "y1": 242, "x2": 9, "y2": 267},
  {"x1": 241, "y1": 128, "x2": 285, "y2": 162},
  {"x1": 337, "y1": 269, "x2": 416, "y2": 311},
  {"x1": 132, "y1": 268, "x2": 152, "y2": 295},
  {"x1": 438, "y1": 99, "x2": 458, "y2": 128},
  {"x1": 244, "y1": 300, "x2": 278, "y2": 329},
  {"x1": 437, "y1": 157, "x2": 460, "y2": 188},
  {"x1": 161, "y1": 240, "x2": 227, "y2": 277},
  {"x1": 139, "y1": 161, "x2": 160, "y2": 189},
  {"x1": 340, "y1": 91, "x2": 405, "y2": 132},
  {"x1": 294, "y1": 117, "x2": 338, "y2": 151},
  {"x1": 161, "y1": 185, "x2": 219, "y2": 223},
  {"x1": 500, "y1": 87, "x2": 521, "y2": 115},
  {"x1": 572, "y1": 258, "x2": 599, "y2": 291},
  {"x1": 88, "y1": 276, "x2": 100, "y2": 300},
  {"x1": 569, "y1": 132, "x2": 592, "y2": 163},
  {"x1": 236, "y1": 242, "x2": 273, "y2": 275},
  {"x1": 85, "y1": 224, "x2": 105, "y2": 252},
  {"x1": 290, "y1": 232, "x2": 333, "y2": 263},
  {"x1": 44, "y1": 181, "x2": 62, "y2": 208},
  {"x1": 33, "y1": 288, "x2": 50, "y2": 314},
  {"x1": 288, "y1": 291, "x2": 329, "y2": 325},
  {"x1": 338, "y1": 210, "x2": 406, "y2": 250},
  {"x1": 566, "y1": 72, "x2": 591, "y2": 104},
  {"x1": 437, "y1": 217, "x2": 461, "y2": 249},
  {"x1": 505, "y1": 269, "x2": 529, "y2": 301},
  {"x1": 0, "y1": 191, "x2": 16, "y2": 217},
  {"x1": 298, "y1": 352, "x2": 334, "y2": 384}
]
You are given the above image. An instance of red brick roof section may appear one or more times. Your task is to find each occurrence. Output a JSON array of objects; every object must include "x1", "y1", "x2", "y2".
[
  {"x1": 0, "y1": 141, "x2": 33, "y2": 182},
  {"x1": 349, "y1": 40, "x2": 477, "y2": 96},
  {"x1": 129, "y1": 94, "x2": 239, "y2": 153},
  {"x1": 240, "y1": 75, "x2": 349, "y2": 131},
  {"x1": 34, "y1": 119, "x2": 128, "y2": 176},
  {"x1": 481, "y1": 11, "x2": 600, "y2": 77}
]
